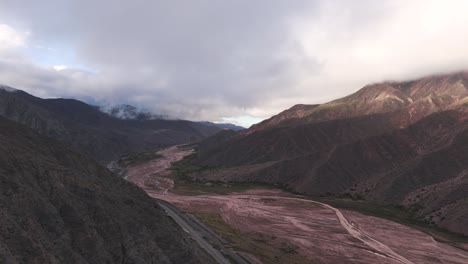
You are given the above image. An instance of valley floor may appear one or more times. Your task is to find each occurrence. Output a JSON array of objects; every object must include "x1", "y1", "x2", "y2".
[{"x1": 123, "y1": 145, "x2": 468, "y2": 264}]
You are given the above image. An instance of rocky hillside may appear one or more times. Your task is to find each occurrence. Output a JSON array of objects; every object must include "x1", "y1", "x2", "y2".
[
  {"x1": 0, "y1": 86, "x2": 220, "y2": 163},
  {"x1": 194, "y1": 72, "x2": 468, "y2": 235},
  {"x1": 0, "y1": 116, "x2": 214, "y2": 263}
]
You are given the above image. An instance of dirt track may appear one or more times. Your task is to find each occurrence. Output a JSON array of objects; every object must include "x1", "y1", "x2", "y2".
[{"x1": 125, "y1": 146, "x2": 468, "y2": 264}]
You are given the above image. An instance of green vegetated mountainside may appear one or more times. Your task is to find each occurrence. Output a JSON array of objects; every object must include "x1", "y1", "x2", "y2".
[
  {"x1": 195, "y1": 72, "x2": 468, "y2": 235},
  {"x1": 0, "y1": 116, "x2": 214, "y2": 263}
]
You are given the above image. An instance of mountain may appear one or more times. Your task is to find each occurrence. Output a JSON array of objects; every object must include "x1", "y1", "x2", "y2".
[
  {"x1": 197, "y1": 121, "x2": 245, "y2": 131},
  {"x1": 193, "y1": 72, "x2": 468, "y2": 235},
  {"x1": 0, "y1": 86, "x2": 221, "y2": 163},
  {"x1": 246, "y1": 71, "x2": 468, "y2": 134},
  {"x1": 0, "y1": 116, "x2": 214, "y2": 263},
  {"x1": 100, "y1": 106, "x2": 245, "y2": 130}
]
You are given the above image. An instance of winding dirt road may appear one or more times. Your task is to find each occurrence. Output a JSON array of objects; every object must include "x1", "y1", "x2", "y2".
[{"x1": 287, "y1": 198, "x2": 413, "y2": 264}]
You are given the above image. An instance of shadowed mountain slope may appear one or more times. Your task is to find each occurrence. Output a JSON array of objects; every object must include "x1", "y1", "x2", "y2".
[{"x1": 0, "y1": 116, "x2": 214, "y2": 263}]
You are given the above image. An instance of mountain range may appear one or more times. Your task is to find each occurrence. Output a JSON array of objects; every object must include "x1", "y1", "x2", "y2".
[
  {"x1": 0, "y1": 86, "x2": 221, "y2": 163},
  {"x1": 103, "y1": 104, "x2": 245, "y2": 130},
  {"x1": 193, "y1": 71, "x2": 468, "y2": 236}
]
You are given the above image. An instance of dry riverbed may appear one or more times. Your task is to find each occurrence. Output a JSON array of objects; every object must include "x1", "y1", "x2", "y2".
[{"x1": 123, "y1": 145, "x2": 468, "y2": 264}]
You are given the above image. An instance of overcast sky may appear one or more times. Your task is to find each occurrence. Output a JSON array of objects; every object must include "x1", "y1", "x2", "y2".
[{"x1": 1, "y1": 0, "x2": 468, "y2": 127}]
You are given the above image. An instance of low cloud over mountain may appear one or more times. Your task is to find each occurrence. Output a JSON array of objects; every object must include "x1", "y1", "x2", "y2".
[{"x1": 2, "y1": 1, "x2": 468, "y2": 126}]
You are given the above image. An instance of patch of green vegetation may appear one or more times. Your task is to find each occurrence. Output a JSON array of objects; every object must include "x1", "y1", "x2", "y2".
[
  {"x1": 170, "y1": 153, "x2": 209, "y2": 181},
  {"x1": 118, "y1": 149, "x2": 163, "y2": 167},
  {"x1": 170, "y1": 154, "x2": 275, "y2": 195},
  {"x1": 193, "y1": 211, "x2": 314, "y2": 264},
  {"x1": 172, "y1": 181, "x2": 275, "y2": 195}
]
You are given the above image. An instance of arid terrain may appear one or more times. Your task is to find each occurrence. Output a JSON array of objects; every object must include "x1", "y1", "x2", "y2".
[{"x1": 123, "y1": 145, "x2": 468, "y2": 264}]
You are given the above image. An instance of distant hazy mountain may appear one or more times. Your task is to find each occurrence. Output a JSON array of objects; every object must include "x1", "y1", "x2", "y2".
[
  {"x1": 101, "y1": 104, "x2": 245, "y2": 131},
  {"x1": 0, "y1": 86, "x2": 221, "y2": 163},
  {"x1": 194, "y1": 71, "x2": 468, "y2": 235},
  {"x1": 0, "y1": 116, "x2": 213, "y2": 263},
  {"x1": 198, "y1": 121, "x2": 245, "y2": 131}
]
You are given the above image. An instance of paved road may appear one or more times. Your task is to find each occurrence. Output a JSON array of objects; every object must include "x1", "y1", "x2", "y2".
[{"x1": 157, "y1": 200, "x2": 254, "y2": 264}]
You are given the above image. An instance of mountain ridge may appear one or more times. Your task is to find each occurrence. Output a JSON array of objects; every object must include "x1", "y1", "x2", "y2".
[
  {"x1": 0, "y1": 87, "x2": 221, "y2": 163},
  {"x1": 246, "y1": 71, "x2": 468, "y2": 134}
]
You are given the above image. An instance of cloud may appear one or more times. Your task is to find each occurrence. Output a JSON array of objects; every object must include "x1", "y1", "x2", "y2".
[
  {"x1": 222, "y1": 116, "x2": 263, "y2": 129},
  {"x1": 0, "y1": 1, "x2": 468, "y2": 126},
  {"x1": 0, "y1": 24, "x2": 28, "y2": 50},
  {"x1": 52, "y1": 65, "x2": 68, "y2": 71},
  {"x1": 294, "y1": 0, "x2": 468, "y2": 85}
]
